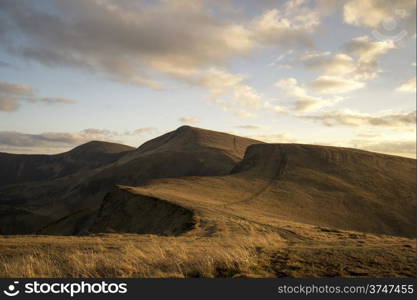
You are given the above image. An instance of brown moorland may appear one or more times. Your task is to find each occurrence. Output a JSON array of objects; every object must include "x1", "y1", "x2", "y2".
[{"x1": 0, "y1": 126, "x2": 415, "y2": 277}]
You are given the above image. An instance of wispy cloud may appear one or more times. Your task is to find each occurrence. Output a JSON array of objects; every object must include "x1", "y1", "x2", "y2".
[
  {"x1": 236, "y1": 124, "x2": 269, "y2": 130},
  {"x1": 0, "y1": 80, "x2": 76, "y2": 112},
  {"x1": 310, "y1": 76, "x2": 365, "y2": 94},
  {"x1": 0, "y1": 127, "x2": 158, "y2": 153},
  {"x1": 396, "y1": 77, "x2": 416, "y2": 93},
  {"x1": 303, "y1": 109, "x2": 416, "y2": 129},
  {"x1": 275, "y1": 77, "x2": 344, "y2": 112},
  {"x1": 301, "y1": 36, "x2": 396, "y2": 82}
]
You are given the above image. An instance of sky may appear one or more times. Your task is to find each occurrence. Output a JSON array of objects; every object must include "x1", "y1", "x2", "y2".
[{"x1": 0, "y1": 0, "x2": 415, "y2": 157}]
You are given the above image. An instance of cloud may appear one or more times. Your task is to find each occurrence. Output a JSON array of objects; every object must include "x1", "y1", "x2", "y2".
[
  {"x1": 0, "y1": 81, "x2": 33, "y2": 96},
  {"x1": 343, "y1": 0, "x2": 416, "y2": 35},
  {"x1": 244, "y1": 132, "x2": 297, "y2": 143},
  {"x1": 80, "y1": 127, "x2": 158, "y2": 137},
  {"x1": 126, "y1": 127, "x2": 158, "y2": 136},
  {"x1": 0, "y1": 81, "x2": 32, "y2": 111},
  {"x1": 236, "y1": 125, "x2": 269, "y2": 130},
  {"x1": 302, "y1": 36, "x2": 396, "y2": 81},
  {"x1": 0, "y1": 131, "x2": 92, "y2": 148},
  {"x1": 303, "y1": 109, "x2": 416, "y2": 129},
  {"x1": 198, "y1": 68, "x2": 263, "y2": 108},
  {"x1": 179, "y1": 116, "x2": 200, "y2": 125},
  {"x1": 356, "y1": 132, "x2": 383, "y2": 138},
  {"x1": 342, "y1": 36, "x2": 396, "y2": 80},
  {"x1": 310, "y1": 75, "x2": 365, "y2": 94},
  {"x1": 0, "y1": 0, "x2": 321, "y2": 91},
  {"x1": 275, "y1": 77, "x2": 344, "y2": 111},
  {"x1": 0, "y1": 127, "x2": 162, "y2": 153},
  {"x1": 351, "y1": 139, "x2": 416, "y2": 158},
  {"x1": 0, "y1": 0, "x2": 325, "y2": 118},
  {"x1": 187, "y1": 68, "x2": 266, "y2": 116},
  {"x1": 299, "y1": 50, "x2": 332, "y2": 61},
  {"x1": 0, "y1": 97, "x2": 19, "y2": 111},
  {"x1": 343, "y1": 36, "x2": 396, "y2": 65},
  {"x1": 81, "y1": 128, "x2": 117, "y2": 137},
  {"x1": 0, "y1": 80, "x2": 76, "y2": 111},
  {"x1": 233, "y1": 110, "x2": 257, "y2": 118},
  {"x1": 250, "y1": 5, "x2": 319, "y2": 48},
  {"x1": 396, "y1": 77, "x2": 416, "y2": 93},
  {"x1": 302, "y1": 53, "x2": 356, "y2": 75},
  {"x1": 36, "y1": 97, "x2": 78, "y2": 104}
]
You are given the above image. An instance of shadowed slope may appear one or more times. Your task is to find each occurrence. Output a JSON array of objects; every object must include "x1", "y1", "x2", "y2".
[{"x1": 0, "y1": 141, "x2": 134, "y2": 186}]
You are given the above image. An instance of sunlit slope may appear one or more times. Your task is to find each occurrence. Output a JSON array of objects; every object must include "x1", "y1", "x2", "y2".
[{"x1": 127, "y1": 143, "x2": 416, "y2": 237}]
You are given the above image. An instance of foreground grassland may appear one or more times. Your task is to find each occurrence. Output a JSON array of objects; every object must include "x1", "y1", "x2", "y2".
[{"x1": 0, "y1": 229, "x2": 414, "y2": 278}]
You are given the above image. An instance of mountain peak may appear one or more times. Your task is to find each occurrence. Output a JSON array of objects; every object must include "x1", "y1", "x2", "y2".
[{"x1": 136, "y1": 126, "x2": 262, "y2": 157}]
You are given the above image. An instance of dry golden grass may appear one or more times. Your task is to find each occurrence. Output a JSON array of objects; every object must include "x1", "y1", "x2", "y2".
[
  {"x1": 0, "y1": 227, "x2": 414, "y2": 278},
  {"x1": 0, "y1": 233, "x2": 282, "y2": 278}
]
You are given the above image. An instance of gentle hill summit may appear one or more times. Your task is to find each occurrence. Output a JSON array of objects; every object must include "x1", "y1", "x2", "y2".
[
  {"x1": 135, "y1": 125, "x2": 257, "y2": 158},
  {"x1": 69, "y1": 140, "x2": 134, "y2": 155},
  {"x1": 0, "y1": 141, "x2": 134, "y2": 187}
]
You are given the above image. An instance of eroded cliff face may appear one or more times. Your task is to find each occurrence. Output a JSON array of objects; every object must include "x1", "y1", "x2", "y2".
[{"x1": 88, "y1": 187, "x2": 196, "y2": 236}]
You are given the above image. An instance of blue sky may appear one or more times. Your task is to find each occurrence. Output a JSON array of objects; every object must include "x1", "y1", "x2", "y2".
[{"x1": 0, "y1": 0, "x2": 415, "y2": 157}]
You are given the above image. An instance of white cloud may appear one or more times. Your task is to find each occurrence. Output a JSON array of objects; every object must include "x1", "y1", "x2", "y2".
[
  {"x1": 344, "y1": 0, "x2": 416, "y2": 35},
  {"x1": 310, "y1": 75, "x2": 365, "y2": 94},
  {"x1": 302, "y1": 53, "x2": 356, "y2": 75},
  {"x1": 303, "y1": 109, "x2": 416, "y2": 129},
  {"x1": 128, "y1": 127, "x2": 158, "y2": 136},
  {"x1": 236, "y1": 124, "x2": 269, "y2": 130},
  {"x1": 250, "y1": 6, "x2": 319, "y2": 48},
  {"x1": 343, "y1": 36, "x2": 396, "y2": 64},
  {"x1": 396, "y1": 77, "x2": 416, "y2": 93},
  {"x1": 302, "y1": 36, "x2": 396, "y2": 82},
  {"x1": 299, "y1": 50, "x2": 332, "y2": 61},
  {"x1": 275, "y1": 77, "x2": 344, "y2": 111}
]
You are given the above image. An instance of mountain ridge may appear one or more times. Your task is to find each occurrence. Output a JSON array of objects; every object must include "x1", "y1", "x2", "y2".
[{"x1": 0, "y1": 126, "x2": 415, "y2": 239}]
